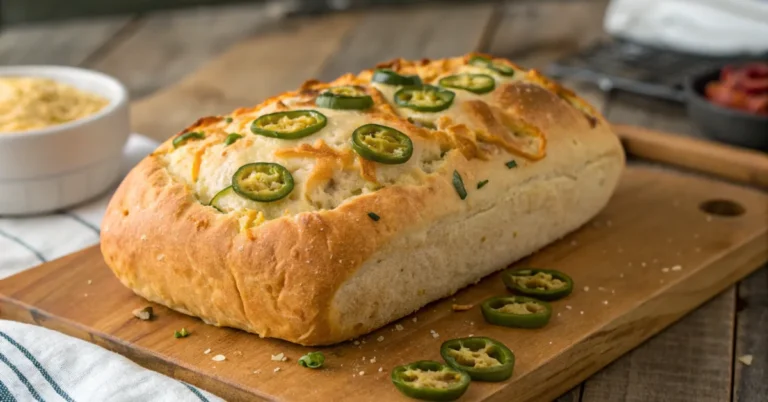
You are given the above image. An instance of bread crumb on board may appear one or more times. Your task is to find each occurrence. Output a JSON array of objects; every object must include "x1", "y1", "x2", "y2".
[
  {"x1": 132, "y1": 307, "x2": 153, "y2": 321},
  {"x1": 738, "y1": 355, "x2": 753, "y2": 366},
  {"x1": 452, "y1": 304, "x2": 473, "y2": 311},
  {"x1": 274, "y1": 367, "x2": 281, "y2": 373},
  {"x1": 271, "y1": 353, "x2": 287, "y2": 362},
  {"x1": 430, "y1": 330, "x2": 440, "y2": 339},
  {"x1": 203, "y1": 348, "x2": 211, "y2": 355},
  {"x1": 377, "y1": 336, "x2": 385, "y2": 342},
  {"x1": 395, "y1": 324, "x2": 404, "y2": 331},
  {"x1": 212, "y1": 354, "x2": 226, "y2": 362}
]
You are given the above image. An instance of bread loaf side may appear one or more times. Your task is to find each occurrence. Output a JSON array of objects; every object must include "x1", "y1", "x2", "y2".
[{"x1": 101, "y1": 54, "x2": 624, "y2": 345}]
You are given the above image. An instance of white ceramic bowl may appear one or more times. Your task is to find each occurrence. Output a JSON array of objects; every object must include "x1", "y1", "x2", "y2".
[{"x1": 0, "y1": 66, "x2": 129, "y2": 215}]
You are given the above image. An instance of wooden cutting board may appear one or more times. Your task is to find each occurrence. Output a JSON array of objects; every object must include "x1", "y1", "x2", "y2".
[{"x1": 1, "y1": 164, "x2": 766, "y2": 402}]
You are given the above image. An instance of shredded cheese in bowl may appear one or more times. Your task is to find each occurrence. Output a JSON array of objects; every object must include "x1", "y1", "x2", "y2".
[{"x1": 0, "y1": 77, "x2": 109, "y2": 133}]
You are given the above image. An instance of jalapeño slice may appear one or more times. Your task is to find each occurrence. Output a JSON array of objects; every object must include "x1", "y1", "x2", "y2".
[
  {"x1": 438, "y1": 73, "x2": 495, "y2": 94},
  {"x1": 394, "y1": 85, "x2": 455, "y2": 113},
  {"x1": 440, "y1": 337, "x2": 515, "y2": 382},
  {"x1": 172, "y1": 131, "x2": 205, "y2": 148},
  {"x1": 481, "y1": 295, "x2": 552, "y2": 329},
  {"x1": 232, "y1": 162, "x2": 294, "y2": 202},
  {"x1": 469, "y1": 56, "x2": 515, "y2": 77},
  {"x1": 315, "y1": 86, "x2": 374, "y2": 110},
  {"x1": 391, "y1": 360, "x2": 470, "y2": 401},
  {"x1": 209, "y1": 186, "x2": 236, "y2": 213},
  {"x1": 351, "y1": 124, "x2": 413, "y2": 164},
  {"x1": 372, "y1": 69, "x2": 422, "y2": 86},
  {"x1": 250, "y1": 110, "x2": 327, "y2": 140},
  {"x1": 502, "y1": 268, "x2": 574, "y2": 301}
]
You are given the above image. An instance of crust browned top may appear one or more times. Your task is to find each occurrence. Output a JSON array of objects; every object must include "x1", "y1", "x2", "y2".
[{"x1": 101, "y1": 53, "x2": 623, "y2": 345}]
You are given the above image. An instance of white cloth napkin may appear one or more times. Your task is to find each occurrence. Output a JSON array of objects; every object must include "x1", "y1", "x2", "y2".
[
  {"x1": 0, "y1": 134, "x2": 224, "y2": 401},
  {"x1": 604, "y1": 0, "x2": 768, "y2": 56}
]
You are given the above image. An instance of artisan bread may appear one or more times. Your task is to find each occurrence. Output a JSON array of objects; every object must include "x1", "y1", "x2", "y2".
[{"x1": 101, "y1": 54, "x2": 624, "y2": 346}]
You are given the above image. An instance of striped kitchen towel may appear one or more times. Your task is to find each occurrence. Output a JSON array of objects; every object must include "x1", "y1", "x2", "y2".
[
  {"x1": 0, "y1": 134, "x2": 223, "y2": 401},
  {"x1": 0, "y1": 134, "x2": 155, "y2": 280},
  {"x1": 0, "y1": 320, "x2": 222, "y2": 402}
]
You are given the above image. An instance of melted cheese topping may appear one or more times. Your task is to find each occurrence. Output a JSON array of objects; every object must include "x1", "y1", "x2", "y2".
[
  {"x1": 402, "y1": 368, "x2": 463, "y2": 389},
  {"x1": 513, "y1": 272, "x2": 566, "y2": 290},
  {"x1": 160, "y1": 55, "x2": 598, "y2": 228},
  {"x1": 497, "y1": 301, "x2": 546, "y2": 315},
  {"x1": 447, "y1": 346, "x2": 502, "y2": 368}
]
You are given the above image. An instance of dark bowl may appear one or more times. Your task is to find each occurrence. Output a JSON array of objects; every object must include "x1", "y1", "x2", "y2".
[{"x1": 684, "y1": 67, "x2": 768, "y2": 152}]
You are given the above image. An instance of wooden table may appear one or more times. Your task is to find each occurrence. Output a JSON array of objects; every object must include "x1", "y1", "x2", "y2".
[{"x1": 1, "y1": 1, "x2": 764, "y2": 401}]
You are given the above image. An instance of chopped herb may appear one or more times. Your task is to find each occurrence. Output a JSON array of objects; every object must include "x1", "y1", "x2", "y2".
[
  {"x1": 172, "y1": 132, "x2": 205, "y2": 148},
  {"x1": 225, "y1": 117, "x2": 233, "y2": 123},
  {"x1": 368, "y1": 212, "x2": 380, "y2": 222},
  {"x1": 132, "y1": 306, "x2": 153, "y2": 321},
  {"x1": 505, "y1": 160, "x2": 518, "y2": 169},
  {"x1": 224, "y1": 133, "x2": 243, "y2": 146},
  {"x1": 477, "y1": 180, "x2": 489, "y2": 189},
  {"x1": 298, "y1": 352, "x2": 325, "y2": 369},
  {"x1": 453, "y1": 170, "x2": 467, "y2": 200},
  {"x1": 174, "y1": 328, "x2": 190, "y2": 338}
]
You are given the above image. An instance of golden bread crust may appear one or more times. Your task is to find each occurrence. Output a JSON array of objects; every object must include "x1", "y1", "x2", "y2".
[{"x1": 101, "y1": 54, "x2": 624, "y2": 345}]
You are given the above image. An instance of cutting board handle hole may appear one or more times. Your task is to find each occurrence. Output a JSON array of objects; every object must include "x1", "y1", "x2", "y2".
[{"x1": 699, "y1": 199, "x2": 745, "y2": 217}]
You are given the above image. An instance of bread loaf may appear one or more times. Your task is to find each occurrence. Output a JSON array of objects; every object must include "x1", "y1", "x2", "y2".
[{"x1": 101, "y1": 54, "x2": 624, "y2": 345}]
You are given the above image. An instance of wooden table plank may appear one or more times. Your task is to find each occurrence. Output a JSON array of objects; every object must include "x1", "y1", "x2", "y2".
[
  {"x1": 316, "y1": 3, "x2": 497, "y2": 81},
  {"x1": 87, "y1": 3, "x2": 285, "y2": 99},
  {"x1": 734, "y1": 267, "x2": 768, "y2": 402},
  {"x1": 0, "y1": 16, "x2": 133, "y2": 66},
  {"x1": 581, "y1": 290, "x2": 735, "y2": 402},
  {"x1": 555, "y1": 387, "x2": 582, "y2": 402}
]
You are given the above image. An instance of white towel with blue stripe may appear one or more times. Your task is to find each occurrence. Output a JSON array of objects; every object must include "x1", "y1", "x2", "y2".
[
  {"x1": 0, "y1": 321, "x2": 221, "y2": 402},
  {"x1": 0, "y1": 134, "x2": 224, "y2": 402}
]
